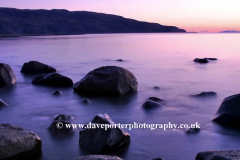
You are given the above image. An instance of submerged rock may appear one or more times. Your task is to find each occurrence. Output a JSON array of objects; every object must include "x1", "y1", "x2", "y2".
[
  {"x1": 79, "y1": 113, "x2": 131, "y2": 153},
  {"x1": 185, "y1": 127, "x2": 201, "y2": 134},
  {"x1": 191, "y1": 91, "x2": 217, "y2": 97},
  {"x1": 213, "y1": 93, "x2": 240, "y2": 127},
  {"x1": 75, "y1": 155, "x2": 123, "y2": 160},
  {"x1": 21, "y1": 61, "x2": 57, "y2": 74},
  {"x1": 53, "y1": 114, "x2": 73, "y2": 121},
  {"x1": 80, "y1": 98, "x2": 92, "y2": 104},
  {"x1": 193, "y1": 58, "x2": 209, "y2": 63},
  {"x1": 0, "y1": 124, "x2": 42, "y2": 160},
  {"x1": 52, "y1": 90, "x2": 63, "y2": 95},
  {"x1": 142, "y1": 100, "x2": 163, "y2": 109},
  {"x1": 73, "y1": 66, "x2": 138, "y2": 95},
  {"x1": 116, "y1": 59, "x2": 124, "y2": 62},
  {"x1": 196, "y1": 150, "x2": 240, "y2": 160},
  {"x1": 0, "y1": 63, "x2": 16, "y2": 86},
  {"x1": 32, "y1": 73, "x2": 73, "y2": 87},
  {"x1": 48, "y1": 121, "x2": 75, "y2": 134},
  {"x1": 204, "y1": 58, "x2": 218, "y2": 60},
  {"x1": 153, "y1": 86, "x2": 160, "y2": 90},
  {"x1": 148, "y1": 97, "x2": 165, "y2": 102},
  {"x1": 0, "y1": 99, "x2": 8, "y2": 107}
]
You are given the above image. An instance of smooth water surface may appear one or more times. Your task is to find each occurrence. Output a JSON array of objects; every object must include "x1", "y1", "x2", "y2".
[{"x1": 1, "y1": 33, "x2": 240, "y2": 160}]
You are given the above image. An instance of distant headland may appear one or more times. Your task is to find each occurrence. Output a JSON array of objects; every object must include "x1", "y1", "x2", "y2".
[{"x1": 0, "y1": 8, "x2": 186, "y2": 37}]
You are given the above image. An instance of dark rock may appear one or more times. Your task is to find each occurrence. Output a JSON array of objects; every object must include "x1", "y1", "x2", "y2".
[
  {"x1": 0, "y1": 8, "x2": 186, "y2": 37},
  {"x1": 213, "y1": 93, "x2": 240, "y2": 127},
  {"x1": 142, "y1": 100, "x2": 163, "y2": 109},
  {"x1": 0, "y1": 99, "x2": 8, "y2": 107},
  {"x1": 185, "y1": 127, "x2": 201, "y2": 134},
  {"x1": 79, "y1": 113, "x2": 131, "y2": 153},
  {"x1": 53, "y1": 114, "x2": 73, "y2": 121},
  {"x1": 153, "y1": 86, "x2": 160, "y2": 90},
  {"x1": 195, "y1": 150, "x2": 240, "y2": 160},
  {"x1": 148, "y1": 97, "x2": 165, "y2": 102},
  {"x1": 32, "y1": 73, "x2": 73, "y2": 87},
  {"x1": 21, "y1": 61, "x2": 57, "y2": 74},
  {"x1": 194, "y1": 58, "x2": 209, "y2": 63},
  {"x1": 0, "y1": 124, "x2": 42, "y2": 160},
  {"x1": 80, "y1": 98, "x2": 92, "y2": 104},
  {"x1": 191, "y1": 91, "x2": 217, "y2": 97},
  {"x1": 52, "y1": 90, "x2": 63, "y2": 95},
  {"x1": 204, "y1": 58, "x2": 218, "y2": 60},
  {"x1": 0, "y1": 63, "x2": 16, "y2": 86},
  {"x1": 73, "y1": 66, "x2": 138, "y2": 95},
  {"x1": 116, "y1": 59, "x2": 124, "y2": 62},
  {"x1": 48, "y1": 121, "x2": 75, "y2": 134},
  {"x1": 75, "y1": 155, "x2": 123, "y2": 160},
  {"x1": 152, "y1": 158, "x2": 164, "y2": 160}
]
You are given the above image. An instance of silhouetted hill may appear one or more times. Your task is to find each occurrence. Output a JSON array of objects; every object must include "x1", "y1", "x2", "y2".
[{"x1": 0, "y1": 8, "x2": 186, "y2": 36}]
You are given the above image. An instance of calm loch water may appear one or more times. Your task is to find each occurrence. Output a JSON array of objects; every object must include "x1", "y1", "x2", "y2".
[{"x1": 1, "y1": 33, "x2": 240, "y2": 160}]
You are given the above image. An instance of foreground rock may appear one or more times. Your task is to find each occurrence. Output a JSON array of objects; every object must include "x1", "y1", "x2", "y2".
[
  {"x1": 196, "y1": 150, "x2": 240, "y2": 160},
  {"x1": 79, "y1": 113, "x2": 131, "y2": 153},
  {"x1": 73, "y1": 66, "x2": 138, "y2": 95},
  {"x1": 48, "y1": 121, "x2": 75, "y2": 134},
  {"x1": 142, "y1": 100, "x2": 163, "y2": 109},
  {"x1": 0, "y1": 99, "x2": 8, "y2": 107},
  {"x1": 213, "y1": 93, "x2": 240, "y2": 127},
  {"x1": 21, "y1": 61, "x2": 57, "y2": 74},
  {"x1": 75, "y1": 155, "x2": 123, "y2": 160},
  {"x1": 193, "y1": 58, "x2": 209, "y2": 63},
  {"x1": 32, "y1": 73, "x2": 73, "y2": 87},
  {"x1": 191, "y1": 91, "x2": 217, "y2": 97},
  {"x1": 0, "y1": 63, "x2": 16, "y2": 86},
  {"x1": 0, "y1": 124, "x2": 41, "y2": 160}
]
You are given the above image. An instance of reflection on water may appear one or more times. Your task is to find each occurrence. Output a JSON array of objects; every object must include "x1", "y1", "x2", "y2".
[{"x1": 1, "y1": 33, "x2": 240, "y2": 160}]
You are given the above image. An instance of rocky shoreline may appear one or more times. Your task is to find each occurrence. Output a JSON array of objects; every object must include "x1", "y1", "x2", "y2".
[{"x1": 1, "y1": 59, "x2": 240, "y2": 160}]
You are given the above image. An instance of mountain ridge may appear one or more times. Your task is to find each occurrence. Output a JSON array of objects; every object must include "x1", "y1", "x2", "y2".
[{"x1": 0, "y1": 7, "x2": 186, "y2": 36}]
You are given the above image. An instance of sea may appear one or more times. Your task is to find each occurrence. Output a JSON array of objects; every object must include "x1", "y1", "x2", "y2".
[{"x1": 1, "y1": 33, "x2": 240, "y2": 160}]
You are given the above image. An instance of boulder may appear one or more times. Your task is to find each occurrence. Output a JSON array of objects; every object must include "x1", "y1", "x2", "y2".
[
  {"x1": 79, "y1": 113, "x2": 131, "y2": 153},
  {"x1": 75, "y1": 155, "x2": 123, "y2": 160},
  {"x1": 53, "y1": 114, "x2": 73, "y2": 121},
  {"x1": 194, "y1": 58, "x2": 209, "y2": 63},
  {"x1": 191, "y1": 91, "x2": 217, "y2": 97},
  {"x1": 52, "y1": 90, "x2": 63, "y2": 95},
  {"x1": 204, "y1": 58, "x2": 218, "y2": 60},
  {"x1": 196, "y1": 150, "x2": 240, "y2": 160},
  {"x1": 142, "y1": 100, "x2": 163, "y2": 109},
  {"x1": 21, "y1": 61, "x2": 57, "y2": 74},
  {"x1": 0, "y1": 124, "x2": 41, "y2": 160},
  {"x1": 80, "y1": 98, "x2": 92, "y2": 104},
  {"x1": 0, "y1": 63, "x2": 16, "y2": 86},
  {"x1": 213, "y1": 93, "x2": 240, "y2": 127},
  {"x1": 48, "y1": 121, "x2": 75, "y2": 134},
  {"x1": 73, "y1": 66, "x2": 138, "y2": 95},
  {"x1": 0, "y1": 99, "x2": 8, "y2": 107},
  {"x1": 32, "y1": 73, "x2": 73, "y2": 87}
]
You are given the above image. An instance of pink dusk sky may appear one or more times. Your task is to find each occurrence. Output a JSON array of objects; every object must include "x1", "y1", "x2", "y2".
[{"x1": 1, "y1": 0, "x2": 240, "y2": 32}]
